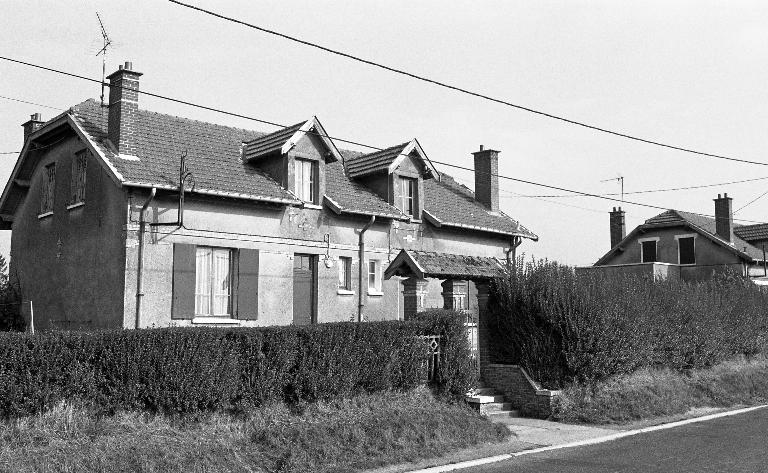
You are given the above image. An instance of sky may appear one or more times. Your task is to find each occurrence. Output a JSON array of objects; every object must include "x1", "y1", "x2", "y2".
[{"x1": 2, "y1": 0, "x2": 768, "y2": 266}]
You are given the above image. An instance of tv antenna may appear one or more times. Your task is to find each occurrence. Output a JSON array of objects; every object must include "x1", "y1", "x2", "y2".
[
  {"x1": 95, "y1": 12, "x2": 112, "y2": 106},
  {"x1": 601, "y1": 175, "x2": 624, "y2": 201}
]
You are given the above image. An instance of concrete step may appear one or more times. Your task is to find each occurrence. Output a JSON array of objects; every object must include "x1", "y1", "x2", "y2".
[
  {"x1": 486, "y1": 408, "x2": 521, "y2": 418},
  {"x1": 470, "y1": 387, "x2": 498, "y2": 396},
  {"x1": 478, "y1": 402, "x2": 516, "y2": 414},
  {"x1": 465, "y1": 394, "x2": 506, "y2": 404}
]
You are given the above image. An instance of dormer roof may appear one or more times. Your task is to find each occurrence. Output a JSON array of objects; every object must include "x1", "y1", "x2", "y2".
[
  {"x1": 346, "y1": 138, "x2": 438, "y2": 179},
  {"x1": 242, "y1": 116, "x2": 342, "y2": 163}
]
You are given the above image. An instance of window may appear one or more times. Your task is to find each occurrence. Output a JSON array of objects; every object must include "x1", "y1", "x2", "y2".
[
  {"x1": 69, "y1": 151, "x2": 87, "y2": 206},
  {"x1": 678, "y1": 236, "x2": 696, "y2": 265},
  {"x1": 399, "y1": 177, "x2": 417, "y2": 217},
  {"x1": 195, "y1": 247, "x2": 233, "y2": 316},
  {"x1": 368, "y1": 260, "x2": 382, "y2": 293},
  {"x1": 641, "y1": 240, "x2": 657, "y2": 263},
  {"x1": 338, "y1": 256, "x2": 352, "y2": 291},
  {"x1": 40, "y1": 163, "x2": 56, "y2": 215},
  {"x1": 295, "y1": 158, "x2": 316, "y2": 203}
]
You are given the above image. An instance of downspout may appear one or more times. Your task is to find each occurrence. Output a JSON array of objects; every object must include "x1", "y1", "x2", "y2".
[
  {"x1": 135, "y1": 187, "x2": 157, "y2": 329},
  {"x1": 358, "y1": 215, "x2": 376, "y2": 322},
  {"x1": 505, "y1": 236, "x2": 522, "y2": 272}
]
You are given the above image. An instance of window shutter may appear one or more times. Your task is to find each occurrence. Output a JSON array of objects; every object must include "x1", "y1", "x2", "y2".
[
  {"x1": 171, "y1": 243, "x2": 196, "y2": 319},
  {"x1": 237, "y1": 249, "x2": 259, "y2": 320}
]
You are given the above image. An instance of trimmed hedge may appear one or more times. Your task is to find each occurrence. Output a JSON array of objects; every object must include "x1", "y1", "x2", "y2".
[
  {"x1": 490, "y1": 259, "x2": 768, "y2": 389},
  {"x1": 0, "y1": 314, "x2": 471, "y2": 417}
]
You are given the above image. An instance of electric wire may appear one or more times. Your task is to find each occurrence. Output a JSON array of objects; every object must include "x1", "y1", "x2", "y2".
[
  {"x1": 735, "y1": 190, "x2": 768, "y2": 214},
  {"x1": 0, "y1": 94, "x2": 63, "y2": 111},
  {"x1": 167, "y1": 0, "x2": 768, "y2": 167}
]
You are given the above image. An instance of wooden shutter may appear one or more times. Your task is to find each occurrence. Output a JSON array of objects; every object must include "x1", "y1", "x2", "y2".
[
  {"x1": 171, "y1": 243, "x2": 196, "y2": 319},
  {"x1": 237, "y1": 249, "x2": 259, "y2": 320}
]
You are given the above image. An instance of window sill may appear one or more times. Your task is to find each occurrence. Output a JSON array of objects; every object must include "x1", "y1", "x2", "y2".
[
  {"x1": 337, "y1": 289, "x2": 355, "y2": 296},
  {"x1": 302, "y1": 203, "x2": 323, "y2": 210},
  {"x1": 409, "y1": 219, "x2": 422, "y2": 224},
  {"x1": 37, "y1": 211, "x2": 53, "y2": 219},
  {"x1": 67, "y1": 202, "x2": 85, "y2": 210},
  {"x1": 367, "y1": 290, "x2": 384, "y2": 297},
  {"x1": 191, "y1": 317, "x2": 241, "y2": 325},
  {"x1": 679, "y1": 263, "x2": 697, "y2": 267}
]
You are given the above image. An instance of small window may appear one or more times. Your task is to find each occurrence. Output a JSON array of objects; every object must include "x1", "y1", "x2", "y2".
[
  {"x1": 399, "y1": 177, "x2": 417, "y2": 217},
  {"x1": 40, "y1": 163, "x2": 56, "y2": 214},
  {"x1": 338, "y1": 256, "x2": 352, "y2": 290},
  {"x1": 195, "y1": 247, "x2": 233, "y2": 316},
  {"x1": 641, "y1": 240, "x2": 657, "y2": 263},
  {"x1": 295, "y1": 158, "x2": 316, "y2": 203},
  {"x1": 69, "y1": 151, "x2": 87, "y2": 205},
  {"x1": 678, "y1": 237, "x2": 695, "y2": 265},
  {"x1": 368, "y1": 260, "x2": 381, "y2": 292}
]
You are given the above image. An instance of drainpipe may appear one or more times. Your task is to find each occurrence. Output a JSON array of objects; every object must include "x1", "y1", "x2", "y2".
[
  {"x1": 135, "y1": 187, "x2": 156, "y2": 329},
  {"x1": 358, "y1": 215, "x2": 376, "y2": 322},
  {"x1": 505, "y1": 236, "x2": 522, "y2": 271}
]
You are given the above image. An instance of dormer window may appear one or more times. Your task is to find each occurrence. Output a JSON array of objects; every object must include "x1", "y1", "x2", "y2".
[
  {"x1": 295, "y1": 158, "x2": 317, "y2": 203},
  {"x1": 399, "y1": 176, "x2": 417, "y2": 217}
]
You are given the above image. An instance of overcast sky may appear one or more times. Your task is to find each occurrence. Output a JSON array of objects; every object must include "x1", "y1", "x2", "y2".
[{"x1": 2, "y1": 0, "x2": 768, "y2": 265}]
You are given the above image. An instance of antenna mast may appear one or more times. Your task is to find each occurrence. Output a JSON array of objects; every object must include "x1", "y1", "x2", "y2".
[
  {"x1": 600, "y1": 175, "x2": 625, "y2": 202},
  {"x1": 95, "y1": 12, "x2": 112, "y2": 106}
]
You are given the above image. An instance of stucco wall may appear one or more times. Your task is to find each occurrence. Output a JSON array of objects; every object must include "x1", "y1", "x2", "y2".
[
  {"x1": 10, "y1": 135, "x2": 127, "y2": 329},
  {"x1": 124, "y1": 187, "x2": 514, "y2": 328}
]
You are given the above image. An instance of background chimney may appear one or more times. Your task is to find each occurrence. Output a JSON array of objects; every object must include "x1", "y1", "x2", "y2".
[
  {"x1": 609, "y1": 206, "x2": 626, "y2": 248},
  {"x1": 21, "y1": 113, "x2": 44, "y2": 142},
  {"x1": 714, "y1": 193, "x2": 734, "y2": 243},
  {"x1": 107, "y1": 61, "x2": 142, "y2": 155},
  {"x1": 472, "y1": 145, "x2": 500, "y2": 211}
]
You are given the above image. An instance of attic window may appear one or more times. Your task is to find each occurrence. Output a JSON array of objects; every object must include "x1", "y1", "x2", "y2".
[
  {"x1": 40, "y1": 163, "x2": 56, "y2": 215},
  {"x1": 294, "y1": 158, "x2": 317, "y2": 204},
  {"x1": 398, "y1": 177, "x2": 417, "y2": 217}
]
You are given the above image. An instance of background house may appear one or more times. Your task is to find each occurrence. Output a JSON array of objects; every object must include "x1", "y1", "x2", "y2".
[
  {"x1": 585, "y1": 194, "x2": 768, "y2": 281},
  {"x1": 0, "y1": 61, "x2": 537, "y2": 330}
]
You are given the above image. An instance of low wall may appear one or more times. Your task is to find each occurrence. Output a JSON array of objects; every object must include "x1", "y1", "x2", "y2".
[{"x1": 482, "y1": 364, "x2": 560, "y2": 419}]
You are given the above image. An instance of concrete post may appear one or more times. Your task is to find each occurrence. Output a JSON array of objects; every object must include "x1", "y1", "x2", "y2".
[
  {"x1": 475, "y1": 281, "x2": 492, "y2": 377},
  {"x1": 402, "y1": 277, "x2": 428, "y2": 320}
]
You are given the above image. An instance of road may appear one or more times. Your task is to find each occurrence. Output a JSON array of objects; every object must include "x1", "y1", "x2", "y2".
[{"x1": 464, "y1": 407, "x2": 768, "y2": 473}]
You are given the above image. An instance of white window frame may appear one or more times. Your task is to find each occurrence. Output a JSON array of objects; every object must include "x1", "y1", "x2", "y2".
[
  {"x1": 69, "y1": 151, "x2": 87, "y2": 207},
  {"x1": 368, "y1": 259, "x2": 383, "y2": 295},
  {"x1": 675, "y1": 233, "x2": 697, "y2": 265},
  {"x1": 39, "y1": 163, "x2": 56, "y2": 216},
  {"x1": 294, "y1": 158, "x2": 316, "y2": 203},
  {"x1": 638, "y1": 237, "x2": 660, "y2": 263},
  {"x1": 195, "y1": 246, "x2": 234, "y2": 317},
  {"x1": 337, "y1": 256, "x2": 353, "y2": 294},
  {"x1": 399, "y1": 176, "x2": 416, "y2": 217}
]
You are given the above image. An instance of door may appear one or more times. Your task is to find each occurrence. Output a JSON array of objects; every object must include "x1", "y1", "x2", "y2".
[{"x1": 293, "y1": 254, "x2": 316, "y2": 325}]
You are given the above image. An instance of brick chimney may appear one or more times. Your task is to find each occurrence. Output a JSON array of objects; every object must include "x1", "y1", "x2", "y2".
[
  {"x1": 22, "y1": 113, "x2": 44, "y2": 142},
  {"x1": 472, "y1": 145, "x2": 499, "y2": 211},
  {"x1": 609, "y1": 206, "x2": 626, "y2": 248},
  {"x1": 714, "y1": 193, "x2": 734, "y2": 243},
  {"x1": 107, "y1": 61, "x2": 142, "y2": 156}
]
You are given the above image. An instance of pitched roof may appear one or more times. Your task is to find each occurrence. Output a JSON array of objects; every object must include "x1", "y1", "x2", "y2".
[
  {"x1": 21, "y1": 99, "x2": 534, "y2": 235},
  {"x1": 242, "y1": 121, "x2": 304, "y2": 160},
  {"x1": 384, "y1": 249, "x2": 507, "y2": 280},
  {"x1": 345, "y1": 139, "x2": 438, "y2": 179},
  {"x1": 734, "y1": 223, "x2": 768, "y2": 242},
  {"x1": 422, "y1": 175, "x2": 538, "y2": 240}
]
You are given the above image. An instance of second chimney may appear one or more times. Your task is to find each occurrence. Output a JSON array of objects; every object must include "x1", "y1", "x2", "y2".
[
  {"x1": 714, "y1": 193, "x2": 734, "y2": 243},
  {"x1": 107, "y1": 61, "x2": 143, "y2": 156},
  {"x1": 472, "y1": 145, "x2": 500, "y2": 211},
  {"x1": 22, "y1": 113, "x2": 44, "y2": 143},
  {"x1": 609, "y1": 206, "x2": 626, "y2": 248}
]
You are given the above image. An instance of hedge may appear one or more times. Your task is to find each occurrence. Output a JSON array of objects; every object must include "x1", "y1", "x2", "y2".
[
  {"x1": 0, "y1": 313, "x2": 471, "y2": 417},
  {"x1": 490, "y1": 259, "x2": 768, "y2": 389}
]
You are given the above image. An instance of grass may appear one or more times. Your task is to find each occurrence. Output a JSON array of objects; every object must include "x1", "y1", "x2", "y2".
[
  {"x1": 553, "y1": 355, "x2": 768, "y2": 424},
  {"x1": 0, "y1": 386, "x2": 509, "y2": 473}
]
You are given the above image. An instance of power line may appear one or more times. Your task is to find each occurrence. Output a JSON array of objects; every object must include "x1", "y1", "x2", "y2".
[
  {"x1": 735, "y1": 190, "x2": 768, "y2": 214},
  {"x1": 167, "y1": 0, "x2": 768, "y2": 168},
  {"x1": 0, "y1": 94, "x2": 64, "y2": 110},
  {"x1": 2, "y1": 56, "x2": 766, "y2": 225}
]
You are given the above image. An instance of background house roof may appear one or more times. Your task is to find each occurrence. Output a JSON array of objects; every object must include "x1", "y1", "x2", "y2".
[{"x1": 734, "y1": 223, "x2": 768, "y2": 242}]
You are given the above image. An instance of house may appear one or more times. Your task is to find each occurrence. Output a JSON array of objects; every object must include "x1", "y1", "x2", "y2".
[
  {"x1": 586, "y1": 194, "x2": 768, "y2": 281},
  {"x1": 0, "y1": 61, "x2": 537, "y2": 331}
]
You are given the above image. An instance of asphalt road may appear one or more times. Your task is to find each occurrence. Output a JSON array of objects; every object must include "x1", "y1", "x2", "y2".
[{"x1": 464, "y1": 407, "x2": 768, "y2": 473}]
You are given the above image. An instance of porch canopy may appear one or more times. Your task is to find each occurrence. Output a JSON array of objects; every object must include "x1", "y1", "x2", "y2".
[{"x1": 384, "y1": 250, "x2": 507, "y2": 281}]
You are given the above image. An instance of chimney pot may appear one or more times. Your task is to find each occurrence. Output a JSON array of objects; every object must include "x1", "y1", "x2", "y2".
[
  {"x1": 714, "y1": 193, "x2": 734, "y2": 243},
  {"x1": 107, "y1": 61, "x2": 143, "y2": 155},
  {"x1": 124, "y1": 61, "x2": 132, "y2": 70},
  {"x1": 609, "y1": 207, "x2": 626, "y2": 249},
  {"x1": 472, "y1": 146, "x2": 500, "y2": 211},
  {"x1": 22, "y1": 112, "x2": 45, "y2": 142},
  {"x1": 479, "y1": 145, "x2": 484, "y2": 151}
]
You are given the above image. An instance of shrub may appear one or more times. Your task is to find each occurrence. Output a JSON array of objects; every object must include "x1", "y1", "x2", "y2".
[
  {"x1": 0, "y1": 315, "x2": 463, "y2": 418},
  {"x1": 490, "y1": 259, "x2": 768, "y2": 388}
]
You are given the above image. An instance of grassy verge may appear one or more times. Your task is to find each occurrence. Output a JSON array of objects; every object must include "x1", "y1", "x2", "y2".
[
  {"x1": 553, "y1": 356, "x2": 768, "y2": 424},
  {"x1": 0, "y1": 387, "x2": 509, "y2": 473}
]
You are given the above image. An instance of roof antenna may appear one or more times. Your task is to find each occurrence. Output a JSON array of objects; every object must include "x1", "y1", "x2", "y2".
[
  {"x1": 601, "y1": 174, "x2": 624, "y2": 202},
  {"x1": 95, "y1": 12, "x2": 113, "y2": 107}
]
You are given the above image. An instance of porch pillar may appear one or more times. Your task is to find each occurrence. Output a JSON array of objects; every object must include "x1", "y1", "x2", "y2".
[
  {"x1": 402, "y1": 277, "x2": 428, "y2": 320},
  {"x1": 441, "y1": 279, "x2": 467, "y2": 310},
  {"x1": 475, "y1": 281, "x2": 492, "y2": 376}
]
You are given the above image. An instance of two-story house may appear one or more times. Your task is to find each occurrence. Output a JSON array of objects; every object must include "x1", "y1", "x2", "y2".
[{"x1": 0, "y1": 61, "x2": 537, "y2": 330}]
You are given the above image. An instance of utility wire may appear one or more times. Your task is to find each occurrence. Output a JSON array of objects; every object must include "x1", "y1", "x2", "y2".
[
  {"x1": 735, "y1": 190, "x2": 768, "y2": 214},
  {"x1": 167, "y1": 0, "x2": 768, "y2": 168},
  {"x1": 2, "y1": 55, "x2": 767, "y2": 225},
  {"x1": 0, "y1": 94, "x2": 63, "y2": 111}
]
